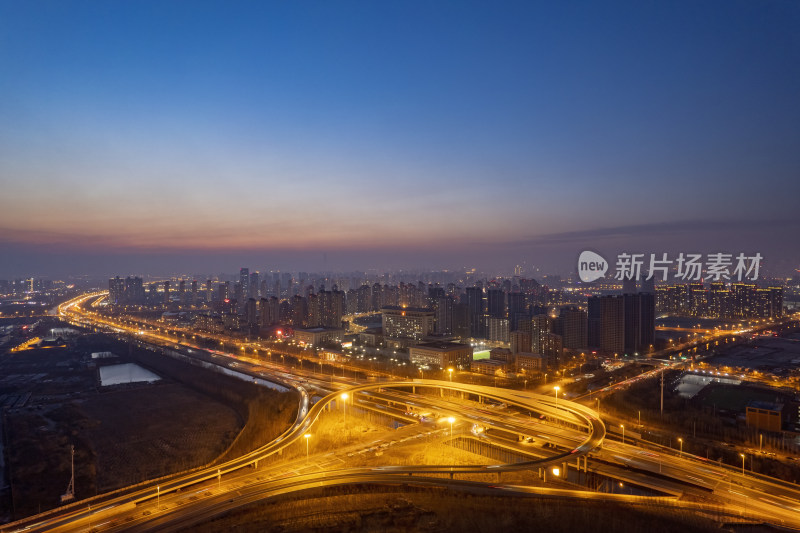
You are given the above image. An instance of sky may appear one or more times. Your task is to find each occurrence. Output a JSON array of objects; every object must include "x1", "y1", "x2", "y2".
[{"x1": 1, "y1": 0, "x2": 799, "y2": 278}]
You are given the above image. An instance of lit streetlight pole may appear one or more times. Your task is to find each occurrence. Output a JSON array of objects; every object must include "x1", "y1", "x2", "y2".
[
  {"x1": 678, "y1": 438, "x2": 683, "y2": 457},
  {"x1": 447, "y1": 416, "x2": 456, "y2": 463},
  {"x1": 340, "y1": 393, "x2": 349, "y2": 424},
  {"x1": 217, "y1": 469, "x2": 221, "y2": 490},
  {"x1": 157, "y1": 485, "x2": 160, "y2": 511},
  {"x1": 620, "y1": 424, "x2": 625, "y2": 444},
  {"x1": 740, "y1": 453, "x2": 746, "y2": 475},
  {"x1": 304, "y1": 433, "x2": 311, "y2": 462},
  {"x1": 554, "y1": 386, "x2": 560, "y2": 406},
  {"x1": 448, "y1": 368, "x2": 454, "y2": 382}
]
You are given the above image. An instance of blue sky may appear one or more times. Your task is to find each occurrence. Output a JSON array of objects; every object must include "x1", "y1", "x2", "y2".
[{"x1": 1, "y1": 1, "x2": 798, "y2": 277}]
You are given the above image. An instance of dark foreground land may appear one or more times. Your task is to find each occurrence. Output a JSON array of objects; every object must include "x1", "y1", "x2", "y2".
[
  {"x1": 0, "y1": 328, "x2": 297, "y2": 522},
  {"x1": 182, "y1": 485, "x2": 762, "y2": 533}
]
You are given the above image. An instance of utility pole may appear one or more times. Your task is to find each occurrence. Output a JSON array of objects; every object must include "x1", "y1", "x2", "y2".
[
  {"x1": 660, "y1": 368, "x2": 664, "y2": 417},
  {"x1": 60, "y1": 445, "x2": 75, "y2": 503}
]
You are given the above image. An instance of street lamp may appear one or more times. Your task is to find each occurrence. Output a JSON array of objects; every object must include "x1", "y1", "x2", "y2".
[
  {"x1": 340, "y1": 393, "x2": 349, "y2": 424},
  {"x1": 678, "y1": 437, "x2": 683, "y2": 457},
  {"x1": 740, "y1": 453, "x2": 746, "y2": 475},
  {"x1": 447, "y1": 416, "x2": 455, "y2": 436},
  {"x1": 304, "y1": 433, "x2": 311, "y2": 462},
  {"x1": 217, "y1": 469, "x2": 221, "y2": 489},
  {"x1": 620, "y1": 424, "x2": 625, "y2": 444},
  {"x1": 157, "y1": 485, "x2": 160, "y2": 511},
  {"x1": 448, "y1": 368, "x2": 454, "y2": 382},
  {"x1": 554, "y1": 386, "x2": 560, "y2": 406}
]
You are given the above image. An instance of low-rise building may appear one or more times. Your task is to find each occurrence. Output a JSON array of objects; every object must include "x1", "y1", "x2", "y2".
[
  {"x1": 294, "y1": 327, "x2": 344, "y2": 346},
  {"x1": 359, "y1": 327, "x2": 382, "y2": 346},
  {"x1": 409, "y1": 341, "x2": 473, "y2": 370},
  {"x1": 515, "y1": 352, "x2": 547, "y2": 375},
  {"x1": 746, "y1": 400, "x2": 786, "y2": 432},
  {"x1": 472, "y1": 358, "x2": 512, "y2": 376},
  {"x1": 489, "y1": 347, "x2": 514, "y2": 363}
]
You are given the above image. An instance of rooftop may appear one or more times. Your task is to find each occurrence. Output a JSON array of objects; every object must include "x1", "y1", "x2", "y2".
[
  {"x1": 412, "y1": 341, "x2": 472, "y2": 351},
  {"x1": 747, "y1": 400, "x2": 784, "y2": 411}
]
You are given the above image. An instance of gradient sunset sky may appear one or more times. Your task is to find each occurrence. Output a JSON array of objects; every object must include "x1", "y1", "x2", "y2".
[{"x1": 1, "y1": 1, "x2": 798, "y2": 278}]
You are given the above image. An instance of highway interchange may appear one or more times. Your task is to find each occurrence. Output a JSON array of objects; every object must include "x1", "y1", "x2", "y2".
[{"x1": 2, "y1": 292, "x2": 800, "y2": 532}]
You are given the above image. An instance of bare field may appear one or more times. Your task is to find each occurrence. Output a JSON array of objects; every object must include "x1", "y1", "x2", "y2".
[
  {"x1": 184, "y1": 487, "x2": 724, "y2": 533},
  {"x1": 5, "y1": 382, "x2": 241, "y2": 519}
]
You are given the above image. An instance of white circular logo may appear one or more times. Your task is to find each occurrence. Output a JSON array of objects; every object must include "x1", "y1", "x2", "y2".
[{"x1": 578, "y1": 251, "x2": 608, "y2": 282}]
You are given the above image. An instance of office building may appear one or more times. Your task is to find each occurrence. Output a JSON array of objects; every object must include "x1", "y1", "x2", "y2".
[
  {"x1": 409, "y1": 341, "x2": 473, "y2": 369},
  {"x1": 382, "y1": 306, "x2": 434, "y2": 341}
]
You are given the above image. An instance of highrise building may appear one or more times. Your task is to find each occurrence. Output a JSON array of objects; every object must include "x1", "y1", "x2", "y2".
[
  {"x1": 623, "y1": 293, "x2": 641, "y2": 355},
  {"x1": 553, "y1": 306, "x2": 587, "y2": 350},
  {"x1": 239, "y1": 268, "x2": 250, "y2": 298},
  {"x1": 289, "y1": 295, "x2": 305, "y2": 326},
  {"x1": 507, "y1": 291, "x2": 525, "y2": 331},
  {"x1": 622, "y1": 278, "x2": 637, "y2": 295},
  {"x1": 124, "y1": 276, "x2": 145, "y2": 304},
  {"x1": 371, "y1": 283, "x2": 383, "y2": 311},
  {"x1": 318, "y1": 289, "x2": 344, "y2": 328},
  {"x1": 465, "y1": 286, "x2": 486, "y2": 338},
  {"x1": 531, "y1": 314, "x2": 552, "y2": 355},
  {"x1": 281, "y1": 272, "x2": 292, "y2": 297},
  {"x1": 541, "y1": 332, "x2": 563, "y2": 366},
  {"x1": 588, "y1": 295, "x2": 624, "y2": 354},
  {"x1": 218, "y1": 281, "x2": 230, "y2": 301},
  {"x1": 357, "y1": 284, "x2": 371, "y2": 313},
  {"x1": 510, "y1": 330, "x2": 531, "y2": 354},
  {"x1": 245, "y1": 298, "x2": 258, "y2": 327},
  {"x1": 435, "y1": 295, "x2": 454, "y2": 335},
  {"x1": 588, "y1": 294, "x2": 653, "y2": 355},
  {"x1": 234, "y1": 282, "x2": 244, "y2": 307},
  {"x1": 639, "y1": 292, "x2": 656, "y2": 352},
  {"x1": 109, "y1": 276, "x2": 125, "y2": 304},
  {"x1": 249, "y1": 272, "x2": 260, "y2": 299},
  {"x1": 487, "y1": 317, "x2": 509, "y2": 342},
  {"x1": 259, "y1": 297, "x2": 280, "y2": 328},
  {"x1": 309, "y1": 293, "x2": 322, "y2": 327},
  {"x1": 452, "y1": 302, "x2": 470, "y2": 339},
  {"x1": 486, "y1": 288, "x2": 505, "y2": 319}
]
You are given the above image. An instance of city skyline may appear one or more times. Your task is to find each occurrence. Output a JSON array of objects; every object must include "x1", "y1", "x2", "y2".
[
  {"x1": 2, "y1": 1, "x2": 799, "y2": 277},
  {"x1": 3, "y1": 3, "x2": 800, "y2": 531}
]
